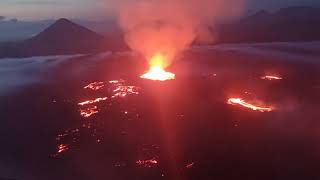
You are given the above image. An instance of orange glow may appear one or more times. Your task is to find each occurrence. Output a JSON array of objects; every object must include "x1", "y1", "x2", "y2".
[
  {"x1": 140, "y1": 54, "x2": 175, "y2": 81},
  {"x1": 261, "y1": 75, "x2": 282, "y2": 80},
  {"x1": 112, "y1": 85, "x2": 140, "y2": 98},
  {"x1": 80, "y1": 106, "x2": 98, "y2": 118},
  {"x1": 109, "y1": 80, "x2": 124, "y2": 84},
  {"x1": 228, "y1": 98, "x2": 273, "y2": 112},
  {"x1": 57, "y1": 144, "x2": 69, "y2": 153},
  {"x1": 78, "y1": 80, "x2": 140, "y2": 118},
  {"x1": 186, "y1": 162, "x2": 195, "y2": 169},
  {"x1": 136, "y1": 158, "x2": 158, "y2": 168},
  {"x1": 84, "y1": 82, "x2": 105, "y2": 90},
  {"x1": 78, "y1": 97, "x2": 108, "y2": 106}
]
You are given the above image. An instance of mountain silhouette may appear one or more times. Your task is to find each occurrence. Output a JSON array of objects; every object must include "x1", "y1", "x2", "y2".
[
  {"x1": 22, "y1": 18, "x2": 106, "y2": 55},
  {"x1": 0, "y1": 18, "x2": 127, "y2": 58},
  {"x1": 216, "y1": 6, "x2": 320, "y2": 43},
  {"x1": 1, "y1": 7, "x2": 320, "y2": 58}
]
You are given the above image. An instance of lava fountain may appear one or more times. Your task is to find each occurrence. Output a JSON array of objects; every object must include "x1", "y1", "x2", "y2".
[{"x1": 140, "y1": 54, "x2": 175, "y2": 81}]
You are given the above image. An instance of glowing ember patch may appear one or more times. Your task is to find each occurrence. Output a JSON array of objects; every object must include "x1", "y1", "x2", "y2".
[
  {"x1": 261, "y1": 75, "x2": 282, "y2": 80},
  {"x1": 56, "y1": 128, "x2": 79, "y2": 141},
  {"x1": 112, "y1": 86, "x2": 140, "y2": 98},
  {"x1": 53, "y1": 79, "x2": 142, "y2": 157},
  {"x1": 57, "y1": 144, "x2": 69, "y2": 154},
  {"x1": 78, "y1": 97, "x2": 108, "y2": 106},
  {"x1": 109, "y1": 79, "x2": 125, "y2": 84},
  {"x1": 140, "y1": 54, "x2": 175, "y2": 81},
  {"x1": 80, "y1": 106, "x2": 99, "y2": 117},
  {"x1": 186, "y1": 162, "x2": 195, "y2": 169},
  {"x1": 52, "y1": 144, "x2": 69, "y2": 157},
  {"x1": 136, "y1": 158, "x2": 158, "y2": 168},
  {"x1": 228, "y1": 98, "x2": 273, "y2": 112},
  {"x1": 84, "y1": 82, "x2": 105, "y2": 90}
]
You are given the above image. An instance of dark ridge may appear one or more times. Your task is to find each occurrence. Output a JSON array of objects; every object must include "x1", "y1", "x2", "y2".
[
  {"x1": 0, "y1": 18, "x2": 128, "y2": 58},
  {"x1": 21, "y1": 18, "x2": 107, "y2": 56},
  {"x1": 216, "y1": 6, "x2": 320, "y2": 44}
]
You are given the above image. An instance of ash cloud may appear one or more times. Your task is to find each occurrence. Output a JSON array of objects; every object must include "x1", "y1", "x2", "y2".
[{"x1": 115, "y1": 0, "x2": 245, "y2": 66}]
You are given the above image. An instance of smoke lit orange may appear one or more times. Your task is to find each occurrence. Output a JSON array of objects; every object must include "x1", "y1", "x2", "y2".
[
  {"x1": 140, "y1": 54, "x2": 175, "y2": 81},
  {"x1": 228, "y1": 98, "x2": 273, "y2": 112}
]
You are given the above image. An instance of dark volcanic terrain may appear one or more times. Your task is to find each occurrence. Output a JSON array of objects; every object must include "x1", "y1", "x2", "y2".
[
  {"x1": 0, "y1": 45, "x2": 320, "y2": 180},
  {"x1": 0, "y1": 19, "x2": 127, "y2": 58}
]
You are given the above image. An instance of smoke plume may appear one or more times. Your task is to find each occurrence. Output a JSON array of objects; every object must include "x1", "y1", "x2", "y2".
[{"x1": 116, "y1": 0, "x2": 245, "y2": 67}]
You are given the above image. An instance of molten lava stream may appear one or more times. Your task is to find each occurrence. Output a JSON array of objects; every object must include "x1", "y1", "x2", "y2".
[
  {"x1": 228, "y1": 98, "x2": 273, "y2": 112},
  {"x1": 261, "y1": 75, "x2": 282, "y2": 80},
  {"x1": 140, "y1": 53, "x2": 175, "y2": 81}
]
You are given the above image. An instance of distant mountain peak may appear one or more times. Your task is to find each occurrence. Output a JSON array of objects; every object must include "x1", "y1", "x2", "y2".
[
  {"x1": 35, "y1": 18, "x2": 99, "y2": 38},
  {"x1": 55, "y1": 18, "x2": 72, "y2": 23},
  {"x1": 22, "y1": 18, "x2": 107, "y2": 56},
  {"x1": 0, "y1": 18, "x2": 128, "y2": 58},
  {"x1": 49, "y1": 18, "x2": 82, "y2": 29}
]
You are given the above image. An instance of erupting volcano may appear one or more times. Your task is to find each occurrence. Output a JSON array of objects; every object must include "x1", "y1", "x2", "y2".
[{"x1": 140, "y1": 54, "x2": 175, "y2": 81}]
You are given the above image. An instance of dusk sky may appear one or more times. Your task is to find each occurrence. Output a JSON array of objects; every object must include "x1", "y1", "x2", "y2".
[{"x1": 0, "y1": 0, "x2": 319, "y2": 20}]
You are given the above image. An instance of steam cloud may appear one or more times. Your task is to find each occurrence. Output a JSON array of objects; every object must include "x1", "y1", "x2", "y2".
[{"x1": 116, "y1": 0, "x2": 245, "y2": 67}]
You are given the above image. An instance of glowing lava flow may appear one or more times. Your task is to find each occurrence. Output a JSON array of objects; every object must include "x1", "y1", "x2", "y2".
[
  {"x1": 78, "y1": 97, "x2": 108, "y2": 106},
  {"x1": 112, "y1": 86, "x2": 140, "y2": 98},
  {"x1": 78, "y1": 97, "x2": 107, "y2": 118},
  {"x1": 136, "y1": 158, "x2": 158, "y2": 168},
  {"x1": 80, "y1": 106, "x2": 98, "y2": 117},
  {"x1": 140, "y1": 54, "x2": 175, "y2": 81},
  {"x1": 261, "y1": 75, "x2": 282, "y2": 80},
  {"x1": 84, "y1": 82, "x2": 105, "y2": 90},
  {"x1": 57, "y1": 144, "x2": 69, "y2": 153},
  {"x1": 228, "y1": 98, "x2": 273, "y2": 112}
]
